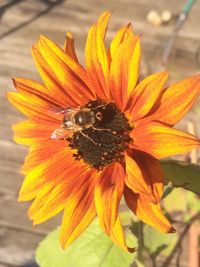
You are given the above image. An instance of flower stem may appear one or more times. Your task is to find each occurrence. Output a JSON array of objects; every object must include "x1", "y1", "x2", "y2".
[{"x1": 137, "y1": 221, "x2": 145, "y2": 263}]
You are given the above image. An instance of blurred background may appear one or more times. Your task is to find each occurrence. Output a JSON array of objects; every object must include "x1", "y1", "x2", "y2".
[{"x1": 0, "y1": 0, "x2": 200, "y2": 266}]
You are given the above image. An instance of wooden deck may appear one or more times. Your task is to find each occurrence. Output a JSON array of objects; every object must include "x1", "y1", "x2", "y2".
[{"x1": 0, "y1": 0, "x2": 200, "y2": 266}]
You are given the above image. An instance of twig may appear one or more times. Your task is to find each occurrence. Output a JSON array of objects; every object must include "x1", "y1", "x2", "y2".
[
  {"x1": 176, "y1": 242, "x2": 183, "y2": 267},
  {"x1": 162, "y1": 212, "x2": 200, "y2": 267},
  {"x1": 187, "y1": 121, "x2": 198, "y2": 164}
]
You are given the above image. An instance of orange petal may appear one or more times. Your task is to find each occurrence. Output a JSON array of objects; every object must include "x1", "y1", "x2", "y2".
[
  {"x1": 110, "y1": 32, "x2": 141, "y2": 109},
  {"x1": 133, "y1": 150, "x2": 164, "y2": 201},
  {"x1": 18, "y1": 150, "x2": 81, "y2": 201},
  {"x1": 95, "y1": 163, "x2": 125, "y2": 233},
  {"x1": 36, "y1": 35, "x2": 95, "y2": 103},
  {"x1": 37, "y1": 37, "x2": 92, "y2": 103},
  {"x1": 124, "y1": 186, "x2": 174, "y2": 233},
  {"x1": 85, "y1": 11, "x2": 111, "y2": 99},
  {"x1": 110, "y1": 216, "x2": 136, "y2": 253},
  {"x1": 12, "y1": 120, "x2": 60, "y2": 145},
  {"x1": 126, "y1": 37, "x2": 141, "y2": 97},
  {"x1": 29, "y1": 165, "x2": 90, "y2": 224},
  {"x1": 28, "y1": 180, "x2": 65, "y2": 224},
  {"x1": 142, "y1": 74, "x2": 200, "y2": 126},
  {"x1": 13, "y1": 78, "x2": 65, "y2": 108},
  {"x1": 64, "y1": 31, "x2": 78, "y2": 62},
  {"x1": 125, "y1": 150, "x2": 163, "y2": 203},
  {"x1": 21, "y1": 140, "x2": 69, "y2": 174},
  {"x1": 32, "y1": 46, "x2": 78, "y2": 107},
  {"x1": 128, "y1": 71, "x2": 168, "y2": 121},
  {"x1": 38, "y1": 35, "x2": 94, "y2": 95},
  {"x1": 60, "y1": 169, "x2": 97, "y2": 248},
  {"x1": 131, "y1": 122, "x2": 200, "y2": 158},
  {"x1": 109, "y1": 23, "x2": 133, "y2": 61},
  {"x1": 125, "y1": 154, "x2": 154, "y2": 200},
  {"x1": 7, "y1": 92, "x2": 58, "y2": 122}
]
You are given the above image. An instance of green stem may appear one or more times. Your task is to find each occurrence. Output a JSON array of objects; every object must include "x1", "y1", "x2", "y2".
[{"x1": 137, "y1": 222, "x2": 145, "y2": 263}]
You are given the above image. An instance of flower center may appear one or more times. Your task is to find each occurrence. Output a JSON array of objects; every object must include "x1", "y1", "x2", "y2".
[{"x1": 68, "y1": 100, "x2": 132, "y2": 170}]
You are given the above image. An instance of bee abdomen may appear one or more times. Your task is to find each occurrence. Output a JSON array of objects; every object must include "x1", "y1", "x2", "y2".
[{"x1": 74, "y1": 111, "x2": 92, "y2": 126}]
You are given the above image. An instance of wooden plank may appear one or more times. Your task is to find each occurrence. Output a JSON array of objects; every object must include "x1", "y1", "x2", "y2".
[
  {"x1": 0, "y1": 263, "x2": 14, "y2": 267},
  {"x1": 0, "y1": 196, "x2": 61, "y2": 235},
  {"x1": 0, "y1": 140, "x2": 27, "y2": 163},
  {"x1": 0, "y1": 142, "x2": 60, "y2": 235},
  {"x1": 0, "y1": 164, "x2": 61, "y2": 235},
  {"x1": 0, "y1": 225, "x2": 44, "y2": 266},
  {"x1": 1, "y1": 0, "x2": 200, "y2": 60},
  {"x1": 0, "y1": 163, "x2": 22, "y2": 190},
  {"x1": 1, "y1": 0, "x2": 199, "y2": 39},
  {"x1": 0, "y1": 114, "x2": 22, "y2": 143}
]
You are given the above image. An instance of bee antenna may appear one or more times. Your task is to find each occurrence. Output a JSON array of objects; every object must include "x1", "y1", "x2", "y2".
[{"x1": 92, "y1": 102, "x2": 110, "y2": 110}]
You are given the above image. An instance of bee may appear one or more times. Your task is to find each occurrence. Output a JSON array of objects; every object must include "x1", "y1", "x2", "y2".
[{"x1": 50, "y1": 101, "x2": 112, "y2": 144}]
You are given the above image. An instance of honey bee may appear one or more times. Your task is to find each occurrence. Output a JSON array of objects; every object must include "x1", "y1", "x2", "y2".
[{"x1": 50, "y1": 101, "x2": 111, "y2": 144}]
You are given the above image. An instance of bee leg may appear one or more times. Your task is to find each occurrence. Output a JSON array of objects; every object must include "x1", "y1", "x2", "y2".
[
  {"x1": 92, "y1": 127, "x2": 111, "y2": 132},
  {"x1": 80, "y1": 131, "x2": 99, "y2": 146}
]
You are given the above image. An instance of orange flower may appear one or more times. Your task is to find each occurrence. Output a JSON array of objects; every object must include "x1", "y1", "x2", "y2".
[{"x1": 7, "y1": 11, "x2": 200, "y2": 252}]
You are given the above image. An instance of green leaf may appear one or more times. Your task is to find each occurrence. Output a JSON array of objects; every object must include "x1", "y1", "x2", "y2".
[
  {"x1": 134, "y1": 259, "x2": 146, "y2": 267},
  {"x1": 160, "y1": 160, "x2": 200, "y2": 195},
  {"x1": 120, "y1": 210, "x2": 132, "y2": 226},
  {"x1": 162, "y1": 186, "x2": 174, "y2": 199},
  {"x1": 36, "y1": 219, "x2": 137, "y2": 267},
  {"x1": 184, "y1": 191, "x2": 200, "y2": 222},
  {"x1": 163, "y1": 188, "x2": 187, "y2": 212},
  {"x1": 143, "y1": 225, "x2": 177, "y2": 258},
  {"x1": 187, "y1": 191, "x2": 200, "y2": 212}
]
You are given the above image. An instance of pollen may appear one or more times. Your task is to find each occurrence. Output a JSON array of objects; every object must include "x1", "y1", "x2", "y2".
[{"x1": 68, "y1": 100, "x2": 132, "y2": 170}]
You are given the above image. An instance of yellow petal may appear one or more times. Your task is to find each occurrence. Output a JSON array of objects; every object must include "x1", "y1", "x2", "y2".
[
  {"x1": 7, "y1": 92, "x2": 57, "y2": 122},
  {"x1": 109, "y1": 24, "x2": 132, "y2": 60},
  {"x1": 13, "y1": 78, "x2": 63, "y2": 107},
  {"x1": 126, "y1": 37, "x2": 141, "y2": 97},
  {"x1": 110, "y1": 216, "x2": 136, "y2": 253},
  {"x1": 28, "y1": 180, "x2": 65, "y2": 224}
]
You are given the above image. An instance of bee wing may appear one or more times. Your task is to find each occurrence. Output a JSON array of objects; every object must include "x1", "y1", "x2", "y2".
[
  {"x1": 51, "y1": 126, "x2": 68, "y2": 140},
  {"x1": 49, "y1": 107, "x2": 73, "y2": 114},
  {"x1": 48, "y1": 107, "x2": 81, "y2": 120}
]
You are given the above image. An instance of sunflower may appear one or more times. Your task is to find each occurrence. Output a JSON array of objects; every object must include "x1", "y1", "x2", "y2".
[{"x1": 7, "y1": 11, "x2": 200, "y2": 252}]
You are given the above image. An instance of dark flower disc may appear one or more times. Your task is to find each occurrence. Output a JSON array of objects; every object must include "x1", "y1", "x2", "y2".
[{"x1": 68, "y1": 100, "x2": 132, "y2": 169}]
